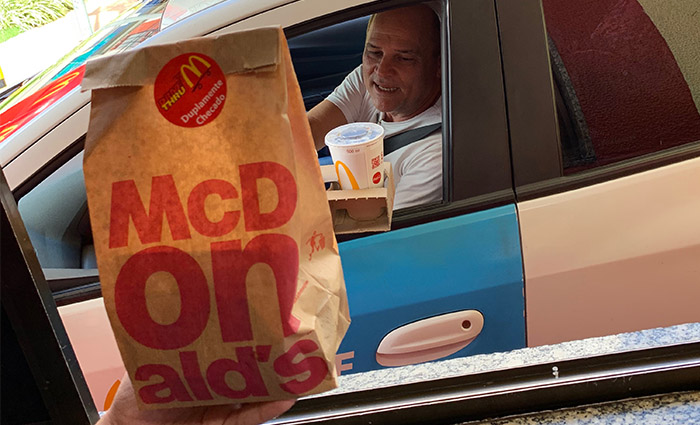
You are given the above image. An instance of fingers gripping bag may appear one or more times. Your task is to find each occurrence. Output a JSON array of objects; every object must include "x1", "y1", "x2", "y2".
[{"x1": 81, "y1": 26, "x2": 350, "y2": 409}]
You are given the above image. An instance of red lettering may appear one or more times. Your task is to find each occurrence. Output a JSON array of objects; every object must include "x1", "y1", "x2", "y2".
[
  {"x1": 274, "y1": 339, "x2": 329, "y2": 395},
  {"x1": 240, "y1": 162, "x2": 297, "y2": 231},
  {"x1": 211, "y1": 234, "x2": 300, "y2": 343},
  {"x1": 115, "y1": 246, "x2": 210, "y2": 349},
  {"x1": 109, "y1": 175, "x2": 191, "y2": 248},
  {"x1": 210, "y1": 240, "x2": 249, "y2": 341},
  {"x1": 135, "y1": 364, "x2": 192, "y2": 404},
  {"x1": 255, "y1": 345, "x2": 272, "y2": 362},
  {"x1": 179, "y1": 351, "x2": 213, "y2": 400},
  {"x1": 187, "y1": 179, "x2": 240, "y2": 237},
  {"x1": 206, "y1": 347, "x2": 269, "y2": 399}
]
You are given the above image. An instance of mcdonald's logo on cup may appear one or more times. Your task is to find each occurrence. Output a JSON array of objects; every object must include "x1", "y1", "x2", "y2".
[{"x1": 325, "y1": 123, "x2": 385, "y2": 190}]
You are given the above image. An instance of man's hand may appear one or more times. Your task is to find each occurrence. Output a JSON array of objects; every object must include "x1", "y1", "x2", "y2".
[{"x1": 97, "y1": 374, "x2": 295, "y2": 425}]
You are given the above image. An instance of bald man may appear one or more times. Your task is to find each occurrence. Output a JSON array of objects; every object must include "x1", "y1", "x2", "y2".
[{"x1": 308, "y1": 4, "x2": 442, "y2": 210}]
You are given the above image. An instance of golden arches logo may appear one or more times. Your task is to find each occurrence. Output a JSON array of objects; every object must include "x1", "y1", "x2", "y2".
[
  {"x1": 32, "y1": 70, "x2": 81, "y2": 106},
  {"x1": 103, "y1": 379, "x2": 121, "y2": 411},
  {"x1": 335, "y1": 161, "x2": 360, "y2": 190},
  {"x1": 180, "y1": 55, "x2": 211, "y2": 89}
]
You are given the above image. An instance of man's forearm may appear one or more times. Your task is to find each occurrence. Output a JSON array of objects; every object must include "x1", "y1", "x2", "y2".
[{"x1": 307, "y1": 100, "x2": 348, "y2": 150}]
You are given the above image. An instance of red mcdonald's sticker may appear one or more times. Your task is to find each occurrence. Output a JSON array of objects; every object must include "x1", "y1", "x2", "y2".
[{"x1": 153, "y1": 53, "x2": 227, "y2": 128}]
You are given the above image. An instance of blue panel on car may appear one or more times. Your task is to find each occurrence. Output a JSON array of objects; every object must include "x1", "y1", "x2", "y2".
[{"x1": 336, "y1": 204, "x2": 525, "y2": 374}]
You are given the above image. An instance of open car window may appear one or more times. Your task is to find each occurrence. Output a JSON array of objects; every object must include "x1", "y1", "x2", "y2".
[{"x1": 16, "y1": 151, "x2": 100, "y2": 304}]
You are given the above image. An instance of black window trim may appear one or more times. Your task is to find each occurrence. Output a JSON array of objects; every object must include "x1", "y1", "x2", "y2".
[
  {"x1": 2, "y1": 170, "x2": 98, "y2": 423},
  {"x1": 517, "y1": 139, "x2": 700, "y2": 201},
  {"x1": 495, "y1": 0, "x2": 562, "y2": 192},
  {"x1": 52, "y1": 282, "x2": 102, "y2": 307},
  {"x1": 271, "y1": 340, "x2": 700, "y2": 424},
  {"x1": 44, "y1": 269, "x2": 101, "y2": 306},
  {"x1": 448, "y1": 0, "x2": 513, "y2": 203}
]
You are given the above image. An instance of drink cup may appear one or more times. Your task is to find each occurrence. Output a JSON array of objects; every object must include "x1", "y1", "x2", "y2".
[{"x1": 324, "y1": 122, "x2": 385, "y2": 190}]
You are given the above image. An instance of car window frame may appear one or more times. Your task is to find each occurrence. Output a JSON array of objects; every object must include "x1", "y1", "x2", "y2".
[
  {"x1": 1, "y1": 170, "x2": 99, "y2": 423},
  {"x1": 289, "y1": 0, "x2": 514, "y2": 233},
  {"x1": 9, "y1": 132, "x2": 100, "y2": 306}
]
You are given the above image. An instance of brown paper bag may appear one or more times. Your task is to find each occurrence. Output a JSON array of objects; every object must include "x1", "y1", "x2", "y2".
[{"x1": 81, "y1": 26, "x2": 350, "y2": 409}]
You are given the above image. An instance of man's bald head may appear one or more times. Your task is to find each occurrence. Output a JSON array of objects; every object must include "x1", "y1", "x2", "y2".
[
  {"x1": 362, "y1": 5, "x2": 441, "y2": 122},
  {"x1": 367, "y1": 5, "x2": 441, "y2": 59}
]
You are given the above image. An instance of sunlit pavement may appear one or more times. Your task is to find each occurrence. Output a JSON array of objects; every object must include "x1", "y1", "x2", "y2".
[{"x1": 0, "y1": 0, "x2": 138, "y2": 90}]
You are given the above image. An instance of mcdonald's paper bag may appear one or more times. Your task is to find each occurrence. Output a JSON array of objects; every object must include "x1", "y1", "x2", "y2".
[{"x1": 81, "y1": 26, "x2": 350, "y2": 409}]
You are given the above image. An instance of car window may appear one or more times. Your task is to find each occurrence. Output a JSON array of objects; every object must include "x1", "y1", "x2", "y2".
[
  {"x1": 295, "y1": 5, "x2": 446, "y2": 212},
  {"x1": 16, "y1": 150, "x2": 102, "y2": 305},
  {"x1": 17, "y1": 152, "x2": 91, "y2": 270},
  {"x1": 544, "y1": 0, "x2": 700, "y2": 175}
]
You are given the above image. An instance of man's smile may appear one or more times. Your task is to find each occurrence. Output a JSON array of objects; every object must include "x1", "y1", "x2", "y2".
[{"x1": 374, "y1": 82, "x2": 399, "y2": 93}]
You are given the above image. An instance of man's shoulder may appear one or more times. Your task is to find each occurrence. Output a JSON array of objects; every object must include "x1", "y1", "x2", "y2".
[
  {"x1": 338, "y1": 65, "x2": 365, "y2": 92},
  {"x1": 325, "y1": 65, "x2": 377, "y2": 123}
]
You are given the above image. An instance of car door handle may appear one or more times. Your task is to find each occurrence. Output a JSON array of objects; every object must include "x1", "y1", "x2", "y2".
[{"x1": 376, "y1": 310, "x2": 484, "y2": 367}]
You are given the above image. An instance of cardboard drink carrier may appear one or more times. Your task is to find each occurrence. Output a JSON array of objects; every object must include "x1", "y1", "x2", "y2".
[
  {"x1": 320, "y1": 163, "x2": 394, "y2": 234},
  {"x1": 81, "y1": 26, "x2": 350, "y2": 409}
]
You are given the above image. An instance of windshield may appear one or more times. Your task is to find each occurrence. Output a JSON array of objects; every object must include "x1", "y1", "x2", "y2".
[
  {"x1": 0, "y1": 0, "x2": 169, "y2": 143},
  {"x1": 160, "y1": 0, "x2": 229, "y2": 29}
]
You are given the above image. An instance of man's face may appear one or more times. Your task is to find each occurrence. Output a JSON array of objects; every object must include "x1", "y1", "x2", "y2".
[{"x1": 362, "y1": 7, "x2": 441, "y2": 122}]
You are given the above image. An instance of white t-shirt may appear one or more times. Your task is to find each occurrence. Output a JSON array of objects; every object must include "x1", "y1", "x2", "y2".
[{"x1": 326, "y1": 66, "x2": 442, "y2": 210}]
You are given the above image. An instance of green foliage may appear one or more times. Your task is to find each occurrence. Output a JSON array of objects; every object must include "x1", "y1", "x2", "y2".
[
  {"x1": 0, "y1": 25, "x2": 22, "y2": 42},
  {"x1": 0, "y1": 0, "x2": 74, "y2": 32}
]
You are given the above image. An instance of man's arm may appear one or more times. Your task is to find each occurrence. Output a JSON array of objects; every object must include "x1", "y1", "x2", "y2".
[{"x1": 308, "y1": 100, "x2": 348, "y2": 151}]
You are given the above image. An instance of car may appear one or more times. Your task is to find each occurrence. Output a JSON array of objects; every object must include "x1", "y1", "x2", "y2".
[{"x1": 2, "y1": 0, "x2": 699, "y2": 412}]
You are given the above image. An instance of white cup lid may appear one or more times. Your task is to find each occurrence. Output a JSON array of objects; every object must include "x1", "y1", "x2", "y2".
[{"x1": 325, "y1": 122, "x2": 384, "y2": 147}]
